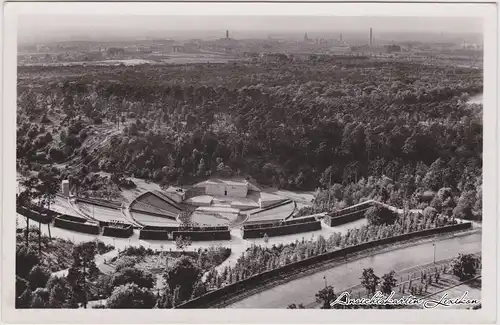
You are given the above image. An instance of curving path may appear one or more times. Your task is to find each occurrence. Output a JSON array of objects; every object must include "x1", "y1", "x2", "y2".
[{"x1": 225, "y1": 231, "x2": 481, "y2": 308}]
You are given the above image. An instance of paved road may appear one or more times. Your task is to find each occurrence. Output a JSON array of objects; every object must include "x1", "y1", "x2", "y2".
[{"x1": 226, "y1": 232, "x2": 482, "y2": 309}]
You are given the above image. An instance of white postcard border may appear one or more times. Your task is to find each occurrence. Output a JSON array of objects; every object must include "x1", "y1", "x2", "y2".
[{"x1": 1, "y1": 1, "x2": 498, "y2": 324}]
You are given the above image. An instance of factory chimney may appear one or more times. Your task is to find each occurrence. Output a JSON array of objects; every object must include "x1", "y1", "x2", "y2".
[
  {"x1": 226, "y1": 30, "x2": 229, "y2": 39},
  {"x1": 369, "y1": 28, "x2": 373, "y2": 47}
]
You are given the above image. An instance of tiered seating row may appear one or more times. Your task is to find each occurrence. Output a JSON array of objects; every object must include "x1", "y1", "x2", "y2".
[
  {"x1": 77, "y1": 202, "x2": 128, "y2": 224},
  {"x1": 132, "y1": 191, "x2": 182, "y2": 213},
  {"x1": 152, "y1": 190, "x2": 183, "y2": 211},
  {"x1": 129, "y1": 203, "x2": 178, "y2": 219},
  {"x1": 76, "y1": 197, "x2": 122, "y2": 209},
  {"x1": 130, "y1": 210, "x2": 179, "y2": 225}
]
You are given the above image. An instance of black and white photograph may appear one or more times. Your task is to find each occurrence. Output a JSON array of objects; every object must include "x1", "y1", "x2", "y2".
[{"x1": 1, "y1": 1, "x2": 498, "y2": 323}]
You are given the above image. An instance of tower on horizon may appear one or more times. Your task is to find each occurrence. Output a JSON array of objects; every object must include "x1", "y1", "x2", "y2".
[
  {"x1": 369, "y1": 28, "x2": 373, "y2": 47},
  {"x1": 304, "y1": 32, "x2": 308, "y2": 41},
  {"x1": 340, "y1": 33, "x2": 343, "y2": 42},
  {"x1": 226, "y1": 30, "x2": 229, "y2": 39}
]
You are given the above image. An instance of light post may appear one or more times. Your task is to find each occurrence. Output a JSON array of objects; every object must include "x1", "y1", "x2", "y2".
[
  {"x1": 324, "y1": 275, "x2": 327, "y2": 288},
  {"x1": 433, "y1": 243, "x2": 436, "y2": 264}
]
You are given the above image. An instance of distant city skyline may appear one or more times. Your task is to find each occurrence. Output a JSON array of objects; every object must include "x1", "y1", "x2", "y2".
[{"x1": 18, "y1": 15, "x2": 482, "y2": 44}]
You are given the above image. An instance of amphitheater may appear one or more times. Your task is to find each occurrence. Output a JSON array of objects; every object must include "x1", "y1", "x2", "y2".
[{"x1": 16, "y1": 178, "x2": 392, "y2": 244}]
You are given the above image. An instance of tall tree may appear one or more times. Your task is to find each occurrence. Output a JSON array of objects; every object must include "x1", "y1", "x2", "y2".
[
  {"x1": 315, "y1": 285, "x2": 337, "y2": 309},
  {"x1": 164, "y1": 256, "x2": 201, "y2": 302},
  {"x1": 27, "y1": 265, "x2": 51, "y2": 290},
  {"x1": 111, "y1": 267, "x2": 155, "y2": 289},
  {"x1": 106, "y1": 283, "x2": 156, "y2": 309},
  {"x1": 360, "y1": 268, "x2": 380, "y2": 295},
  {"x1": 66, "y1": 242, "x2": 98, "y2": 309},
  {"x1": 451, "y1": 254, "x2": 480, "y2": 281},
  {"x1": 380, "y1": 270, "x2": 397, "y2": 295},
  {"x1": 18, "y1": 176, "x2": 40, "y2": 247},
  {"x1": 364, "y1": 205, "x2": 399, "y2": 226},
  {"x1": 175, "y1": 235, "x2": 192, "y2": 253}
]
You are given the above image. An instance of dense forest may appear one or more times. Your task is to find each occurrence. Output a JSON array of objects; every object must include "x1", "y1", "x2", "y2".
[{"x1": 17, "y1": 58, "x2": 482, "y2": 219}]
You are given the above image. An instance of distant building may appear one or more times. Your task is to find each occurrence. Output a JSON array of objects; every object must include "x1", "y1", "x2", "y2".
[
  {"x1": 260, "y1": 52, "x2": 289, "y2": 62},
  {"x1": 106, "y1": 47, "x2": 125, "y2": 57},
  {"x1": 384, "y1": 44, "x2": 402, "y2": 53},
  {"x1": 193, "y1": 179, "x2": 261, "y2": 199},
  {"x1": 350, "y1": 44, "x2": 370, "y2": 53},
  {"x1": 329, "y1": 46, "x2": 351, "y2": 53},
  {"x1": 206, "y1": 180, "x2": 248, "y2": 198},
  {"x1": 172, "y1": 45, "x2": 185, "y2": 53},
  {"x1": 243, "y1": 52, "x2": 259, "y2": 58},
  {"x1": 61, "y1": 180, "x2": 70, "y2": 197},
  {"x1": 36, "y1": 44, "x2": 51, "y2": 52}
]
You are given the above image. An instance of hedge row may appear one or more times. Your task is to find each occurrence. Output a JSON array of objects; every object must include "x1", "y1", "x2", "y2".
[
  {"x1": 324, "y1": 209, "x2": 367, "y2": 227},
  {"x1": 53, "y1": 217, "x2": 100, "y2": 235},
  {"x1": 57, "y1": 214, "x2": 88, "y2": 223},
  {"x1": 328, "y1": 201, "x2": 374, "y2": 218},
  {"x1": 17, "y1": 206, "x2": 55, "y2": 224},
  {"x1": 139, "y1": 229, "x2": 173, "y2": 240},
  {"x1": 172, "y1": 230, "x2": 231, "y2": 241},
  {"x1": 142, "y1": 225, "x2": 180, "y2": 231},
  {"x1": 179, "y1": 225, "x2": 229, "y2": 232},
  {"x1": 283, "y1": 215, "x2": 317, "y2": 226},
  {"x1": 242, "y1": 220, "x2": 322, "y2": 239},
  {"x1": 139, "y1": 227, "x2": 231, "y2": 241},
  {"x1": 177, "y1": 222, "x2": 472, "y2": 308},
  {"x1": 243, "y1": 219, "x2": 282, "y2": 227},
  {"x1": 102, "y1": 225, "x2": 134, "y2": 238},
  {"x1": 243, "y1": 215, "x2": 317, "y2": 231}
]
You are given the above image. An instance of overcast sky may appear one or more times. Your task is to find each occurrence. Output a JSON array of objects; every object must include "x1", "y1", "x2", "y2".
[{"x1": 18, "y1": 15, "x2": 483, "y2": 42}]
